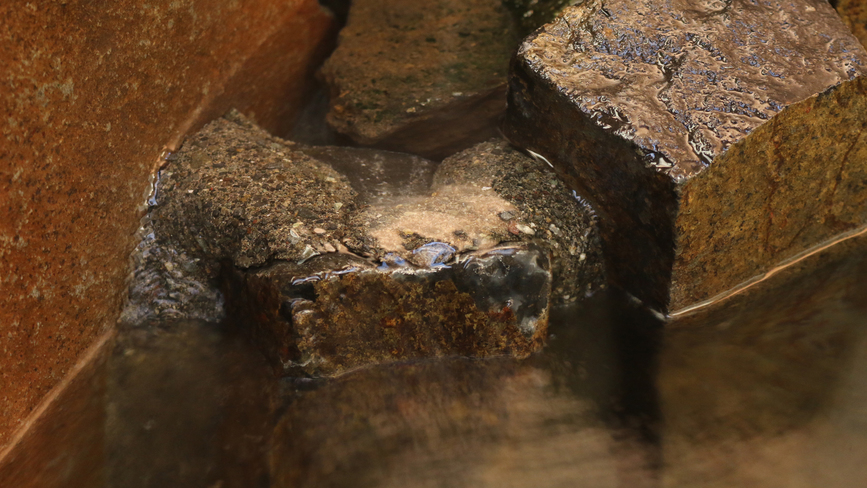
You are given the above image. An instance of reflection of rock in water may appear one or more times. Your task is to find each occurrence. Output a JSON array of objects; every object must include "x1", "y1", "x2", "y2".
[
  {"x1": 105, "y1": 320, "x2": 276, "y2": 488},
  {"x1": 270, "y1": 356, "x2": 659, "y2": 488},
  {"x1": 660, "y1": 233, "x2": 867, "y2": 487}
]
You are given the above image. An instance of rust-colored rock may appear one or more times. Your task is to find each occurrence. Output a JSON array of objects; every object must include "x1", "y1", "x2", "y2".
[
  {"x1": 503, "y1": 0, "x2": 867, "y2": 312},
  {"x1": 321, "y1": 0, "x2": 519, "y2": 159},
  {"x1": 0, "y1": 0, "x2": 334, "y2": 448}
]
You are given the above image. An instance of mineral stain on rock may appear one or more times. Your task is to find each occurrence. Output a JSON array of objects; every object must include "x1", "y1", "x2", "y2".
[
  {"x1": 503, "y1": 0, "x2": 867, "y2": 312},
  {"x1": 133, "y1": 113, "x2": 603, "y2": 376}
]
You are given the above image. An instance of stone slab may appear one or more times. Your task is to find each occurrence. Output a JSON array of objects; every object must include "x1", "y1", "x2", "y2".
[{"x1": 503, "y1": 0, "x2": 867, "y2": 312}]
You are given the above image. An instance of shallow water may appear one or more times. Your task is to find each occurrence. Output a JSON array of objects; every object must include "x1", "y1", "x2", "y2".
[{"x1": 102, "y1": 231, "x2": 867, "y2": 487}]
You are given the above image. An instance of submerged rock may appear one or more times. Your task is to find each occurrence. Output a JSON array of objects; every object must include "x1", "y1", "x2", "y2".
[
  {"x1": 145, "y1": 114, "x2": 603, "y2": 375},
  {"x1": 503, "y1": 0, "x2": 867, "y2": 312},
  {"x1": 320, "y1": 0, "x2": 520, "y2": 159}
]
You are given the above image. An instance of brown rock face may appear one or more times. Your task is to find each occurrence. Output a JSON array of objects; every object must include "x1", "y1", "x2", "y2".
[
  {"x1": 150, "y1": 116, "x2": 603, "y2": 376},
  {"x1": 321, "y1": 0, "x2": 519, "y2": 159},
  {"x1": 503, "y1": 0, "x2": 867, "y2": 312},
  {"x1": 0, "y1": 0, "x2": 333, "y2": 448}
]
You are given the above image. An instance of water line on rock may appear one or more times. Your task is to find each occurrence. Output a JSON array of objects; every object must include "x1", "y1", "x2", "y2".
[{"x1": 670, "y1": 222, "x2": 867, "y2": 318}]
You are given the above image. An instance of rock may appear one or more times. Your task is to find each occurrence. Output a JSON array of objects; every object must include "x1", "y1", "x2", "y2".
[
  {"x1": 0, "y1": 0, "x2": 334, "y2": 446},
  {"x1": 153, "y1": 111, "x2": 361, "y2": 269},
  {"x1": 320, "y1": 0, "x2": 520, "y2": 159},
  {"x1": 501, "y1": 0, "x2": 575, "y2": 36},
  {"x1": 433, "y1": 139, "x2": 605, "y2": 302},
  {"x1": 151, "y1": 114, "x2": 604, "y2": 375},
  {"x1": 836, "y1": 0, "x2": 867, "y2": 49},
  {"x1": 503, "y1": 0, "x2": 867, "y2": 313},
  {"x1": 226, "y1": 248, "x2": 552, "y2": 376}
]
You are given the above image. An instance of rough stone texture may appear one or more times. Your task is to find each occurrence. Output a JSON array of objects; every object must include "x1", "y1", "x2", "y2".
[
  {"x1": 503, "y1": 0, "x2": 867, "y2": 312},
  {"x1": 227, "y1": 249, "x2": 552, "y2": 377},
  {"x1": 0, "y1": 0, "x2": 334, "y2": 448},
  {"x1": 435, "y1": 139, "x2": 605, "y2": 302},
  {"x1": 151, "y1": 116, "x2": 603, "y2": 376},
  {"x1": 502, "y1": 0, "x2": 576, "y2": 35},
  {"x1": 0, "y1": 331, "x2": 112, "y2": 488},
  {"x1": 153, "y1": 113, "x2": 361, "y2": 269},
  {"x1": 321, "y1": 0, "x2": 519, "y2": 159},
  {"x1": 836, "y1": 0, "x2": 867, "y2": 49}
]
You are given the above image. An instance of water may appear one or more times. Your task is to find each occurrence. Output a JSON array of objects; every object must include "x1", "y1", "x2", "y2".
[{"x1": 100, "y1": 229, "x2": 867, "y2": 487}]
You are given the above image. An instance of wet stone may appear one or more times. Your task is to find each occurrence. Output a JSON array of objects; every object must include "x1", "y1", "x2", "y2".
[
  {"x1": 224, "y1": 139, "x2": 604, "y2": 377},
  {"x1": 836, "y1": 0, "x2": 867, "y2": 50},
  {"x1": 320, "y1": 0, "x2": 520, "y2": 159},
  {"x1": 503, "y1": 0, "x2": 867, "y2": 312},
  {"x1": 144, "y1": 113, "x2": 604, "y2": 375}
]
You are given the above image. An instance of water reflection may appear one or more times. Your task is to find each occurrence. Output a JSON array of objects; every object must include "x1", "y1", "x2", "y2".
[
  {"x1": 660, "y1": 234, "x2": 867, "y2": 487},
  {"x1": 103, "y1": 235, "x2": 867, "y2": 487}
]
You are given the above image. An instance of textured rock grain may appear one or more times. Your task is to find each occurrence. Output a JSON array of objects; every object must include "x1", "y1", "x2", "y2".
[
  {"x1": 0, "y1": 0, "x2": 333, "y2": 448},
  {"x1": 149, "y1": 115, "x2": 604, "y2": 375},
  {"x1": 503, "y1": 0, "x2": 867, "y2": 312},
  {"x1": 320, "y1": 0, "x2": 519, "y2": 159}
]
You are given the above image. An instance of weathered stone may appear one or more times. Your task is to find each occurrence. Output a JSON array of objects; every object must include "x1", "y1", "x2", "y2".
[
  {"x1": 153, "y1": 112, "x2": 361, "y2": 269},
  {"x1": 502, "y1": 0, "x2": 575, "y2": 35},
  {"x1": 503, "y1": 0, "x2": 867, "y2": 312},
  {"x1": 836, "y1": 0, "x2": 867, "y2": 49},
  {"x1": 433, "y1": 139, "x2": 605, "y2": 302},
  {"x1": 227, "y1": 248, "x2": 552, "y2": 376},
  {"x1": 320, "y1": 0, "x2": 520, "y2": 159},
  {"x1": 0, "y1": 0, "x2": 334, "y2": 448},
  {"x1": 151, "y1": 115, "x2": 603, "y2": 375}
]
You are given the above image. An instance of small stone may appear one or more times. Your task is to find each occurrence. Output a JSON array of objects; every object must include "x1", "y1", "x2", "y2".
[
  {"x1": 499, "y1": 211, "x2": 515, "y2": 221},
  {"x1": 516, "y1": 223, "x2": 535, "y2": 236},
  {"x1": 503, "y1": 0, "x2": 867, "y2": 312},
  {"x1": 151, "y1": 115, "x2": 602, "y2": 377}
]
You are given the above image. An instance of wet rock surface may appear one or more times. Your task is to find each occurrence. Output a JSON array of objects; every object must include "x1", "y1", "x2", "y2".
[
  {"x1": 503, "y1": 0, "x2": 867, "y2": 312},
  {"x1": 836, "y1": 0, "x2": 867, "y2": 49},
  {"x1": 134, "y1": 115, "x2": 603, "y2": 376},
  {"x1": 320, "y1": 0, "x2": 520, "y2": 159}
]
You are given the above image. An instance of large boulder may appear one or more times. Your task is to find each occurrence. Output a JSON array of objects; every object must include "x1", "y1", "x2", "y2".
[
  {"x1": 503, "y1": 0, "x2": 867, "y2": 312},
  {"x1": 141, "y1": 115, "x2": 604, "y2": 376}
]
